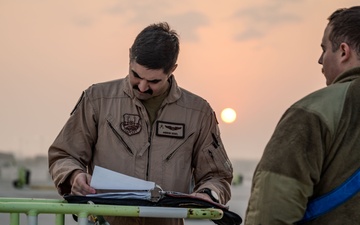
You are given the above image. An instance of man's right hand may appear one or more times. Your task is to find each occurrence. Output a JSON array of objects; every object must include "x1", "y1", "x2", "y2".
[{"x1": 70, "y1": 171, "x2": 96, "y2": 195}]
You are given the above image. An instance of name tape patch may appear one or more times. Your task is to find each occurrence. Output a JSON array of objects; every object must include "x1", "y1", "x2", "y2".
[{"x1": 156, "y1": 121, "x2": 185, "y2": 138}]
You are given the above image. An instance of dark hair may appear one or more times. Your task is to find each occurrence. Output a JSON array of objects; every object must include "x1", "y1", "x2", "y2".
[
  {"x1": 129, "y1": 22, "x2": 180, "y2": 74},
  {"x1": 328, "y1": 6, "x2": 360, "y2": 58}
]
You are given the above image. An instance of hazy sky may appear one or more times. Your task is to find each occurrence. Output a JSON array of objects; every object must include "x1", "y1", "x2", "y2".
[{"x1": 0, "y1": 0, "x2": 358, "y2": 160}]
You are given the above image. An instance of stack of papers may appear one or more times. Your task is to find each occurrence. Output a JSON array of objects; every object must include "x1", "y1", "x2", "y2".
[{"x1": 87, "y1": 166, "x2": 157, "y2": 200}]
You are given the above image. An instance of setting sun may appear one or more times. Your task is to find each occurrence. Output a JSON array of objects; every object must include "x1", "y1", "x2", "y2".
[{"x1": 221, "y1": 108, "x2": 237, "y2": 123}]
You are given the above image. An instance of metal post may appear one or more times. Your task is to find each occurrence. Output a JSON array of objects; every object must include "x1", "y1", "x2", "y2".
[
  {"x1": 0, "y1": 197, "x2": 224, "y2": 224},
  {"x1": 55, "y1": 213, "x2": 65, "y2": 225},
  {"x1": 78, "y1": 217, "x2": 89, "y2": 225},
  {"x1": 27, "y1": 215, "x2": 38, "y2": 225},
  {"x1": 10, "y1": 213, "x2": 20, "y2": 225},
  {"x1": 139, "y1": 207, "x2": 187, "y2": 218}
]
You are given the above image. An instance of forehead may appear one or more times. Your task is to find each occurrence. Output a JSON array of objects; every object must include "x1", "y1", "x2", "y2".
[
  {"x1": 322, "y1": 25, "x2": 332, "y2": 45},
  {"x1": 130, "y1": 61, "x2": 167, "y2": 79}
]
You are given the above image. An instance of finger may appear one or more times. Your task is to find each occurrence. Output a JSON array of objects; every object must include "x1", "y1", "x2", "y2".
[{"x1": 85, "y1": 174, "x2": 96, "y2": 194}]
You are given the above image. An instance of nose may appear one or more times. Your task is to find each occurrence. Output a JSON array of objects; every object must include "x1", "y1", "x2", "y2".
[
  {"x1": 318, "y1": 54, "x2": 323, "y2": 65},
  {"x1": 137, "y1": 80, "x2": 149, "y2": 92}
]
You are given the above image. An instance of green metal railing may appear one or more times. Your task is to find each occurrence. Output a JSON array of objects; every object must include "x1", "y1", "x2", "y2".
[{"x1": 0, "y1": 197, "x2": 223, "y2": 225}]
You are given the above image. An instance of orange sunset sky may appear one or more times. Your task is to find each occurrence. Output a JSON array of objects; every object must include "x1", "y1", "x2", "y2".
[{"x1": 0, "y1": 0, "x2": 358, "y2": 160}]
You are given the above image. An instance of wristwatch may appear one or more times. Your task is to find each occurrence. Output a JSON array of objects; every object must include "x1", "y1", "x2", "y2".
[{"x1": 198, "y1": 188, "x2": 219, "y2": 203}]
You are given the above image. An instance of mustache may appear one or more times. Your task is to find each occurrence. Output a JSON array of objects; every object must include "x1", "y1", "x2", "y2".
[{"x1": 133, "y1": 85, "x2": 153, "y2": 95}]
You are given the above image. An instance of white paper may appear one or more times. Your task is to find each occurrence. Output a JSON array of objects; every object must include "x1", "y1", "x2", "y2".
[
  {"x1": 90, "y1": 165, "x2": 156, "y2": 191},
  {"x1": 86, "y1": 191, "x2": 151, "y2": 200}
]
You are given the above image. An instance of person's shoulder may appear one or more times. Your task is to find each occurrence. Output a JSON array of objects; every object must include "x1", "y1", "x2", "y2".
[
  {"x1": 293, "y1": 82, "x2": 351, "y2": 110},
  {"x1": 290, "y1": 82, "x2": 351, "y2": 133},
  {"x1": 177, "y1": 87, "x2": 212, "y2": 112},
  {"x1": 90, "y1": 78, "x2": 125, "y2": 90},
  {"x1": 85, "y1": 78, "x2": 127, "y2": 99}
]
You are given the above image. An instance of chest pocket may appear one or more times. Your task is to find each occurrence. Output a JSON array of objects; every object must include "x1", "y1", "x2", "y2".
[{"x1": 106, "y1": 114, "x2": 148, "y2": 156}]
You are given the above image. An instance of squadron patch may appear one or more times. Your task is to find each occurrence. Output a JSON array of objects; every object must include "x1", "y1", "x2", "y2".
[
  {"x1": 156, "y1": 121, "x2": 185, "y2": 138},
  {"x1": 120, "y1": 113, "x2": 142, "y2": 136}
]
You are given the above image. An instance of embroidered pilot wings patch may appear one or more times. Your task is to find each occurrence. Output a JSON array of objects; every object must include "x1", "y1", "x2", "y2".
[{"x1": 156, "y1": 121, "x2": 185, "y2": 138}]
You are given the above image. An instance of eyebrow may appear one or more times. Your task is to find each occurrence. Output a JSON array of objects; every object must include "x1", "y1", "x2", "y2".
[{"x1": 131, "y1": 69, "x2": 162, "y2": 83}]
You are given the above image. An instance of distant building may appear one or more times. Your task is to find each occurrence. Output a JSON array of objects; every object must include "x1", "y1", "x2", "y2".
[
  {"x1": 0, "y1": 152, "x2": 16, "y2": 167},
  {"x1": 0, "y1": 152, "x2": 52, "y2": 183},
  {"x1": 17, "y1": 155, "x2": 51, "y2": 182},
  {"x1": 0, "y1": 152, "x2": 17, "y2": 180}
]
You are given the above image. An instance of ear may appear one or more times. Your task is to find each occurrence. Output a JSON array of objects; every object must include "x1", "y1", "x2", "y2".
[
  {"x1": 339, "y1": 43, "x2": 351, "y2": 62},
  {"x1": 170, "y1": 64, "x2": 178, "y2": 74}
]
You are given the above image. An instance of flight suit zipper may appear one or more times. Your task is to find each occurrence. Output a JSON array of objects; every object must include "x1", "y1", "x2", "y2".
[
  {"x1": 107, "y1": 120, "x2": 134, "y2": 155},
  {"x1": 165, "y1": 132, "x2": 195, "y2": 161},
  {"x1": 138, "y1": 104, "x2": 152, "y2": 181},
  {"x1": 146, "y1": 135, "x2": 151, "y2": 180}
]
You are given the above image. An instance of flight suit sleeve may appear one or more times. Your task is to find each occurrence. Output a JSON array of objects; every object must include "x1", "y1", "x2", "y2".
[
  {"x1": 48, "y1": 90, "x2": 98, "y2": 195},
  {"x1": 192, "y1": 109, "x2": 233, "y2": 204}
]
